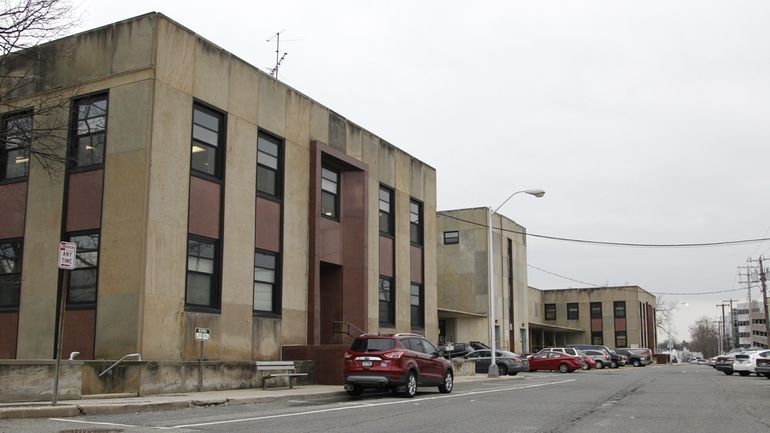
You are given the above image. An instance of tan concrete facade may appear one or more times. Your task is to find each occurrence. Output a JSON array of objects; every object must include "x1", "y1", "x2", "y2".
[
  {"x1": 530, "y1": 286, "x2": 657, "y2": 350},
  {"x1": 1, "y1": 13, "x2": 437, "y2": 364},
  {"x1": 436, "y1": 208, "x2": 530, "y2": 353}
]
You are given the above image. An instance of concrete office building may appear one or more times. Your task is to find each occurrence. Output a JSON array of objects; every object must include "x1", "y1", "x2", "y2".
[
  {"x1": 529, "y1": 286, "x2": 657, "y2": 350},
  {"x1": 436, "y1": 208, "x2": 530, "y2": 353},
  {"x1": 0, "y1": 13, "x2": 437, "y2": 389}
]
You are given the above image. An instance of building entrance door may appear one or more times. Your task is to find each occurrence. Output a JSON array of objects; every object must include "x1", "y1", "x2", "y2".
[{"x1": 319, "y1": 262, "x2": 342, "y2": 344}]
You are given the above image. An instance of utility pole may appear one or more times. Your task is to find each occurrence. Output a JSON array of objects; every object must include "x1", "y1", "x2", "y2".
[
  {"x1": 716, "y1": 303, "x2": 728, "y2": 354},
  {"x1": 759, "y1": 257, "x2": 770, "y2": 348},
  {"x1": 723, "y1": 298, "x2": 739, "y2": 350}
]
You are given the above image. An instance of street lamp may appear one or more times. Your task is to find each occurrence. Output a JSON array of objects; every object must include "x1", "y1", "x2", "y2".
[{"x1": 487, "y1": 189, "x2": 545, "y2": 377}]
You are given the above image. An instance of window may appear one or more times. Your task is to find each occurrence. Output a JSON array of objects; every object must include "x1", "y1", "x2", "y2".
[
  {"x1": 191, "y1": 104, "x2": 223, "y2": 178},
  {"x1": 378, "y1": 186, "x2": 394, "y2": 235},
  {"x1": 321, "y1": 166, "x2": 339, "y2": 219},
  {"x1": 1, "y1": 112, "x2": 31, "y2": 181},
  {"x1": 567, "y1": 303, "x2": 579, "y2": 320},
  {"x1": 186, "y1": 237, "x2": 219, "y2": 309},
  {"x1": 67, "y1": 233, "x2": 99, "y2": 306},
  {"x1": 590, "y1": 302, "x2": 602, "y2": 319},
  {"x1": 0, "y1": 239, "x2": 22, "y2": 309},
  {"x1": 591, "y1": 332, "x2": 604, "y2": 345},
  {"x1": 257, "y1": 132, "x2": 282, "y2": 198},
  {"x1": 409, "y1": 199, "x2": 422, "y2": 245},
  {"x1": 410, "y1": 282, "x2": 424, "y2": 328},
  {"x1": 379, "y1": 276, "x2": 394, "y2": 327},
  {"x1": 253, "y1": 250, "x2": 280, "y2": 314},
  {"x1": 71, "y1": 94, "x2": 108, "y2": 168},
  {"x1": 544, "y1": 303, "x2": 556, "y2": 320},
  {"x1": 443, "y1": 231, "x2": 459, "y2": 244},
  {"x1": 614, "y1": 301, "x2": 626, "y2": 319},
  {"x1": 615, "y1": 331, "x2": 627, "y2": 348}
]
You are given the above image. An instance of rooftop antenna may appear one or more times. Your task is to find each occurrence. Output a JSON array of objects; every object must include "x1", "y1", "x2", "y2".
[{"x1": 266, "y1": 30, "x2": 288, "y2": 79}]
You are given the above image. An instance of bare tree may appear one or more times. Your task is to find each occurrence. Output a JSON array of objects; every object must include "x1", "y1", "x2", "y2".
[
  {"x1": 689, "y1": 316, "x2": 719, "y2": 358},
  {"x1": 0, "y1": 0, "x2": 76, "y2": 180}
]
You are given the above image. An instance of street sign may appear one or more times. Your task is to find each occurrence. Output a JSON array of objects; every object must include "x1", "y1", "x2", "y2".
[
  {"x1": 195, "y1": 327, "x2": 211, "y2": 342},
  {"x1": 58, "y1": 242, "x2": 77, "y2": 270}
]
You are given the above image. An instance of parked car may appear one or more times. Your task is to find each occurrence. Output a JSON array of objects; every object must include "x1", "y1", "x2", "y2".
[
  {"x1": 733, "y1": 350, "x2": 770, "y2": 376},
  {"x1": 439, "y1": 342, "x2": 475, "y2": 359},
  {"x1": 527, "y1": 351, "x2": 582, "y2": 373},
  {"x1": 707, "y1": 356, "x2": 718, "y2": 367},
  {"x1": 538, "y1": 347, "x2": 589, "y2": 369},
  {"x1": 463, "y1": 349, "x2": 529, "y2": 375},
  {"x1": 713, "y1": 355, "x2": 735, "y2": 375},
  {"x1": 608, "y1": 351, "x2": 626, "y2": 368},
  {"x1": 615, "y1": 349, "x2": 650, "y2": 367},
  {"x1": 578, "y1": 350, "x2": 597, "y2": 370},
  {"x1": 755, "y1": 356, "x2": 770, "y2": 379},
  {"x1": 343, "y1": 333, "x2": 453, "y2": 398},
  {"x1": 582, "y1": 349, "x2": 611, "y2": 369}
]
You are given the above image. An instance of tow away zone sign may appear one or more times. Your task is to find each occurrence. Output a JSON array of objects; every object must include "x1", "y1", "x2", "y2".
[{"x1": 58, "y1": 242, "x2": 77, "y2": 270}]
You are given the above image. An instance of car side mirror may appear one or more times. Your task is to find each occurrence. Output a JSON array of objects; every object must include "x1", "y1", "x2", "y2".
[{"x1": 436, "y1": 350, "x2": 445, "y2": 358}]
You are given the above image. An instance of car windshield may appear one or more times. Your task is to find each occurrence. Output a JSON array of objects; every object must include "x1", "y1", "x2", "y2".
[{"x1": 350, "y1": 338, "x2": 395, "y2": 352}]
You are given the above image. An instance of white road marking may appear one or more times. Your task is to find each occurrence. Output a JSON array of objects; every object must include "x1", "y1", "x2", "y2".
[
  {"x1": 163, "y1": 379, "x2": 576, "y2": 429},
  {"x1": 49, "y1": 417, "x2": 144, "y2": 428}
]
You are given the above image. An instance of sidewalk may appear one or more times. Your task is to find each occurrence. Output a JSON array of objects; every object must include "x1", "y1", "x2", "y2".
[{"x1": 0, "y1": 373, "x2": 520, "y2": 420}]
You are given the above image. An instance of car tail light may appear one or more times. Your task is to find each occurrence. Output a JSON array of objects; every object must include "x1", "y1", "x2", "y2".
[
  {"x1": 383, "y1": 351, "x2": 404, "y2": 359},
  {"x1": 344, "y1": 351, "x2": 353, "y2": 360},
  {"x1": 512, "y1": 357, "x2": 521, "y2": 363}
]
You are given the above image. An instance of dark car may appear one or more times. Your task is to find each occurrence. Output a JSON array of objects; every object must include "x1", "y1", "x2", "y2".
[
  {"x1": 713, "y1": 355, "x2": 735, "y2": 375},
  {"x1": 527, "y1": 351, "x2": 582, "y2": 373},
  {"x1": 615, "y1": 349, "x2": 649, "y2": 367},
  {"x1": 439, "y1": 342, "x2": 475, "y2": 359},
  {"x1": 463, "y1": 349, "x2": 529, "y2": 375},
  {"x1": 581, "y1": 349, "x2": 611, "y2": 369},
  {"x1": 344, "y1": 333, "x2": 453, "y2": 398},
  {"x1": 755, "y1": 357, "x2": 770, "y2": 379}
]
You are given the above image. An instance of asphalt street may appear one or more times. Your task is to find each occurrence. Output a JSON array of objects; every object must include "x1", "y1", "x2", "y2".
[{"x1": 2, "y1": 364, "x2": 768, "y2": 433}]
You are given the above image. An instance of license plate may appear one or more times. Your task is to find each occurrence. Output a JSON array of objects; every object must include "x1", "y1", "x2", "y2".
[{"x1": 362, "y1": 361, "x2": 372, "y2": 368}]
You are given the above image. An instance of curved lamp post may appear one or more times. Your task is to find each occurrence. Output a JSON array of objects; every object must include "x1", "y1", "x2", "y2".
[{"x1": 488, "y1": 189, "x2": 545, "y2": 377}]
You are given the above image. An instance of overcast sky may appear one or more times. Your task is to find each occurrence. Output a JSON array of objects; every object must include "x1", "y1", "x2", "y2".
[{"x1": 76, "y1": 0, "x2": 770, "y2": 343}]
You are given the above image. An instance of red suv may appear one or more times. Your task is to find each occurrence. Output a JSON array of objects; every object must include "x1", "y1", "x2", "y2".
[{"x1": 344, "y1": 333, "x2": 453, "y2": 398}]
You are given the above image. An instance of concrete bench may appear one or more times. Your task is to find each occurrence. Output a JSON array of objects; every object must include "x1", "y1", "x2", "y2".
[{"x1": 255, "y1": 361, "x2": 307, "y2": 389}]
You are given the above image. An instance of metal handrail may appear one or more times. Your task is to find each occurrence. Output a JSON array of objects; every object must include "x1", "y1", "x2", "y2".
[
  {"x1": 98, "y1": 353, "x2": 142, "y2": 377},
  {"x1": 331, "y1": 321, "x2": 365, "y2": 338}
]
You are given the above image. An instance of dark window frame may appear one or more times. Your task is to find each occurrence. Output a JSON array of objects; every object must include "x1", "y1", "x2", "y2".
[
  {"x1": 253, "y1": 248, "x2": 281, "y2": 316},
  {"x1": 378, "y1": 185, "x2": 394, "y2": 236},
  {"x1": 190, "y1": 102, "x2": 225, "y2": 181},
  {"x1": 443, "y1": 231, "x2": 459, "y2": 245},
  {"x1": 320, "y1": 165, "x2": 340, "y2": 220},
  {"x1": 567, "y1": 303, "x2": 579, "y2": 320},
  {"x1": 65, "y1": 231, "x2": 100, "y2": 308},
  {"x1": 1, "y1": 110, "x2": 32, "y2": 183},
  {"x1": 409, "y1": 199, "x2": 423, "y2": 246},
  {"x1": 410, "y1": 282, "x2": 424, "y2": 329},
  {"x1": 614, "y1": 301, "x2": 626, "y2": 319},
  {"x1": 590, "y1": 302, "x2": 602, "y2": 319},
  {"x1": 0, "y1": 237, "x2": 23, "y2": 310},
  {"x1": 378, "y1": 276, "x2": 395, "y2": 327},
  {"x1": 591, "y1": 332, "x2": 604, "y2": 345},
  {"x1": 615, "y1": 331, "x2": 627, "y2": 348},
  {"x1": 68, "y1": 92, "x2": 108, "y2": 172},
  {"x1": 256, "y1": 130, "x2": 284, "y2": 200},
  {"x1": 544, "y1": 303, "x2": 556, "y2": 321},
  {"x1": 185, "y1": 235, "x2": 221, "y2": 311}
]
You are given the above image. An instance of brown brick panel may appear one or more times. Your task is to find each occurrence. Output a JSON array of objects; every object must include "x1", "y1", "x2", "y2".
[
  {"x1": 0, "y1": 182, "x2": 27, "y2": 238},
  {"x1": 66, "y1": 170, "x2": 104, "y2": 232},
  {"x1": 614, "y1": 318, "x2": 626, "y2": 332},
  {"x1": 591, "y1": 318, "x2": 603, "y2": 332},
  {"x1": 0, "y1": 312, "x2": 18, "y2": 358},
  {"x1": 410, "y1": 245, "x2": 423, "y2": 284},
  {"x1": 188, "y1": 176, "x2": 221, "y2": 239},
  {"x1": 379, "y1": 236, "x2": 394, "y2": 277},
  {"x1": 62, "y1": 308, "x2": 96, "y2": 360},
  {"x1": 255, "y1": 197, "x2": 281, "y2": 252}
]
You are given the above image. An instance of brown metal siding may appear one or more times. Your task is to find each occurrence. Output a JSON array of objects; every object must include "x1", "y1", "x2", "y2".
[
  {"x1": 0, "y1": 182, "x2": 27, "y2": 238},
  {"x1": 410, "y1": 245, "x2": 423, "y2": 284},
  {"x1": 255, "y1": 197, "x2": 281, "y2": 252},
  {"x1": 591, "y1": 318, "x2": 603, "y2": 332},
  {"x1": 66, "y1": 170, "x2": 104, "y2": 232},
  {"x1": 188, "y1": 176, "x2": 221, "y2": 239},
  {"x1": 379, "y1": 236, "x2": 394, "y2": 277},
  {"x1": 614, "y1": 318, "x2": 626, "y2": 332},
  {"x1": 62, "y1": 308, "x2": 96, "y2": 360},
  {"x1": 0, "y1": 312, "x2": 18, "y2": 358}
]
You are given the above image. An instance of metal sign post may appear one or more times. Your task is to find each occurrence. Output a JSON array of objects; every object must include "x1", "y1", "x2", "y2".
[
  {"x1": 53, "y1": 241, "x2": 76, "y2": 406},
  {"x1": 195, "y1": 327, "x2": 210, "y2": 392}
]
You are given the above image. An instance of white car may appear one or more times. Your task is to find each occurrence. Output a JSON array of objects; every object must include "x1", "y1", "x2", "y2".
[{"x1": 732, "y1": 350, "x2": 770, "y2": 376}]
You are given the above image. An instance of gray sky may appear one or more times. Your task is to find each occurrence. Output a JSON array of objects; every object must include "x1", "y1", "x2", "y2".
[{"x1": 77, "y1": 0, "x2": 770, "y2": 342}]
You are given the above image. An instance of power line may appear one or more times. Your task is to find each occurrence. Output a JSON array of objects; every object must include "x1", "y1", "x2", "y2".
[{"x1": 439, "y1": 213, "x2": 770, "y2": 248}]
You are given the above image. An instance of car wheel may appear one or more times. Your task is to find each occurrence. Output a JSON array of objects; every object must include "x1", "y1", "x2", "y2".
[
  {"x1": 438, "y1": 370, "x2": 453, "y2": 393},
  {"x1": 633, "y1": 360, "x2": 641, "y2": 367},
  {"x1": 559, "y1": 363, "x2": 569, "y2": 373},
  {"x1": 498, "y1": 364, "x2": 508, "y2": 376},
  {"x1": 739, "y1": 371, "x2": 750, "y2": 377},
  {"x1": 403, "y1": 371, "x2": 417, "y2": 398},
  {"x1": 610, "y1": 361, "x2": 618, "y2": 369},
  {"x1": 764, "y1": 374, "x2": 770, "y2": 379},
  {"x1": 595, "y1": 361, "x2": 604, "y2": 369},
  {"x1": 346, "y1": 385, "x2": 363, "y2": 396},
  {"x1": 581, "y1": 363, "x2": 589, "y2": 370},
  {"x1": 510, "y1": 371, "x2": 518, "y2": 376},
  {"x1": 724, "y1": 371, "x2": 733, "y2": 375}
]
